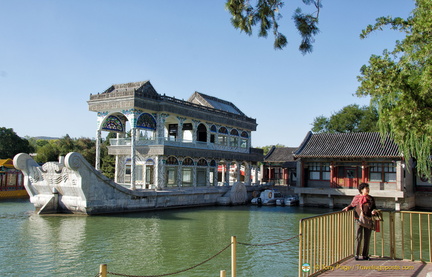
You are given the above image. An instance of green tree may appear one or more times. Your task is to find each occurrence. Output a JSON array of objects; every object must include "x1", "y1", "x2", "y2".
[
  {"x1": 0, "y1": 127, "x2": 34, "y2": 158},
  {"x1": 311, "y1": 104, "x2": 378, "y2": 133},
  {"x1": 311, "y1": 115, "x2": 329, "y2": 133},
  {"x1": 101, "y1": 133, "x2": 116, "y2": 179},
  {"x1": 225, "y1": 0, "x2": 321, "y2": 52},
  {"x1": 34, "y1": 142, "x2": 59, "y2": 164},
  {"x1": 356, "y1": 0, "x2": 432, "y2": 176},
  {"x1": 75, "y1": 137, "x2": 96, "y2": 166},
  {"x1": 55, "y1": 134, "x2": 75, "y2": 156},
  {"x1": 258, "y1": 143, "x2": 286, "y2": 156}
]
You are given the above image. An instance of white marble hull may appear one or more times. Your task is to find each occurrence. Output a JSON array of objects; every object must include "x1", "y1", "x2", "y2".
[{"x1": 13, "y1": 152, "x2": 235, "y2": 215}]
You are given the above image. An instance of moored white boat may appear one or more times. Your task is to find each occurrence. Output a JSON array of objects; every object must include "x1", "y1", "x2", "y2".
[
  {"x1": 283, "y1": 195, "x2": 299, "y2": 206},
  {"x1": 251, "y1": 189, "x2": 285, "y2": 206}
]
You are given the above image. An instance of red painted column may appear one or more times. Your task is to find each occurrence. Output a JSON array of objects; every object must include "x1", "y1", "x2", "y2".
[
  {"x1": 330, "y1": 162, "x2": 335, "y2": 188},
  {"x1": 284, "y1": 168, "x2": 288, "y2": 185},
  {"x1": 362, "y1": 162, "x2": 367, "y2": 183}
]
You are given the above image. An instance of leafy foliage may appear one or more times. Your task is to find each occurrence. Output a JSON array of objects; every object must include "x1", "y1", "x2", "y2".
[
  {"x1": 225, "y1": 0, "x2": 321, "y2": 52},
  {"x1": 311, "y1": 104, "x2": 379, "y2": 133},
  {"x1": 257, "y1": 143, "x2": 286, "y2": 155},
  {"x1": 0, "y1": 127, "x2": 34, "y2": 158},
  {"x1": 100, "y1": 132, "x2": 116, "y2": 179},
  {"x1": 29, "y1": 134, "x2": 114, "y2": 179},
  {"x1": 356, "y1": 0, "x2": 432, "y2": 176}
]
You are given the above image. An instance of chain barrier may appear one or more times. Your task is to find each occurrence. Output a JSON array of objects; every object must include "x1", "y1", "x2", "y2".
[
  {"x1": 104, "y1": 242, "x2": 232, "y2": 277},
  {"x1": 237, "y1": 234, "x2": 300, "y2": 247},
  {"x1": 95, "y1": 234, "x2": 300, "y2": 276}
]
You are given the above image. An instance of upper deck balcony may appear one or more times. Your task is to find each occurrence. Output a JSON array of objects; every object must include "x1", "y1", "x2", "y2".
[{"x1": 109, "y1": 137, "x2": 251, "y2": 154}]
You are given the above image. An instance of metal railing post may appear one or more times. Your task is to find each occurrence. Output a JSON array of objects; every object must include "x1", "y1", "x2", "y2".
[
  {"x1": 99, "y1": 264, "x2": 107, "y2": 277},
  {"x1": 298, "y1": 220, "x2": 303, "y2": 277},
  {"x1": 389, "y1": 211, "x2": 396, "y2": 259},
  {"x1": 231, "y1": 236, "x2": 237, "y2": 277}
]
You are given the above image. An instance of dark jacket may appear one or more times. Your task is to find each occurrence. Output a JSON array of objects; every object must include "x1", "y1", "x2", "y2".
[{"x1": 347, "y1": 194, "x2": 376, "y2": 219}]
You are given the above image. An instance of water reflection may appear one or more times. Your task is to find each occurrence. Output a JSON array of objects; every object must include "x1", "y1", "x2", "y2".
[{"x1": 0, "y1": 200, "x2": 329, "y2": 277}]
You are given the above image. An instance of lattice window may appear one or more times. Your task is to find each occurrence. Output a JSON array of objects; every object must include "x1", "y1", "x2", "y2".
[
  {"x1": 219, "y1": 127, "x2": 228, "y2": 134},
  {"x1": 241, "y1": 131, "x2": 249, "y2": 138},
  {"x1": 183, "y1": 158, "x2": 194, "y2": 166},
  {"x1": 308, "y1": 162, "x2": 330, "y2": 180},
  {"x1": 197, "y1": 159, "x2": 208, "y2": 167},
  {"x1": 182, "y1": 168, "x2": 192, "y2": 186},
  {"x1": 102, "y1": 115, "x2": 124, "y2": 132},
  {"x1": 166, "y1": 156, "x2": 178, "y2": 165},
  {"x1": 137, "y1": 113, "x2": 156, "y2": 130},
  {"x1": 369, "y1": 162, "x2": 396, "y2": 182},
  {"x1": 230, "y1": 129, "x2": 239, "y2": 136}
]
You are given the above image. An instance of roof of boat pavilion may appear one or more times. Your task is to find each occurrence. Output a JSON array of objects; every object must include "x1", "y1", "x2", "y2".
[{"x1": 88, "y1": 80, "x2": 257, "y2": 131}]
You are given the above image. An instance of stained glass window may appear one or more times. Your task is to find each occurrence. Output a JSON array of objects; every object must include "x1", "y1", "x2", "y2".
[
  {"x1": 102, "y1": 115, "x2": 124, "y2": 132},
  {"x1": 230, "y1": 129, "x2": 239, "y2": 136},
  {"x1": 197, "y1": 159, "x2": 208, "y2": 167},
  {"x1": 137, "y1": 113, "x2": 156, "y2": 130},
  {"x1": 219, "y1": 127, "x2": 228, "y2": 134},
  {"x1": 166, "y1": 156, "x2": 178, "y2": 165},
  {"x1": 183, "y1": 158, "x2": 194, "y2": 166}
]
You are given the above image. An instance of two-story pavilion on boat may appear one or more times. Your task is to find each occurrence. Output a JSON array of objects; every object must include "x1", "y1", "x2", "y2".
[{"x1": 89, "y1": 80, "x2": 263, "y2": 190}]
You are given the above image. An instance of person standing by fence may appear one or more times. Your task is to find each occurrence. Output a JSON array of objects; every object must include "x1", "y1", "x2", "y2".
[{"x1": 342, "y1": 182, "x2": 376, "y2": 260}]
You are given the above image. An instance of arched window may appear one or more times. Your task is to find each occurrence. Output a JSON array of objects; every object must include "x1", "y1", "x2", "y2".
[
  {"x1": 219, "y1": 127, "x2": 228, "y2": 134},
  {"x1": 166, "y1": 156, "x2": 179, "y2": 165},
  {"x1": 166, "y1": 157, "x2": 178, "y2": 187},
  {"x1": 183, "y1": 157, "x2": 194, "y2": 166},
  {"x1": 230, "y1": 129, "x2": 239, "y2": 147},
  {"x1": 182, "y1": 157, "x2": 194, "y2": 187},
  {"x1": 218, "y1": 127, "x2": 228, "y2": 146},
  {"x1": 197, "y1": 159, "x2": 208, "y2": 167},
  {"x1": 137, "y1": 113, "x2": 156, "y2": 130},
  {"x1": 196, "y1": 123, "x2": 207, "y2": 142},
  {"x1": 210, "y1": 125, "x2": 217, "y2": 143},
  {"x1": 102, "y1": 115, "x2": 124, "y2": 132},
  {"x1": 240, "y1": 131, "x2": 249, "y2": 148}
]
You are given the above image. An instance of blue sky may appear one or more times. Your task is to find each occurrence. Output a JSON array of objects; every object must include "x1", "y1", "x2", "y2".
[{"x1": 1, "y1": 0, "x2": 415, "y2": 148}]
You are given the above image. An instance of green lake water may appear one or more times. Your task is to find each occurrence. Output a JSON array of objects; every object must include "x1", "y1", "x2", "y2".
[{"x1": 0, "y1": 199, "x2": 331, "y2": 277}]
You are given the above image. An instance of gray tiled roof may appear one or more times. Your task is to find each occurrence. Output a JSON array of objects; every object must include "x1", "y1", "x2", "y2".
[
  {"x1": 265, "y1": 147, "x2": 297, "y2": 162},
  {"x1": 264, "y1": 147, "x2": 298, "y2": 168},
  {"x1": 188, "y1": 91, "x2": 245, "y2": 116},
  {"x1": 102, "y1": 80, "x2": 158, "y2": 96},
  {"x1": 294, "y1": 132, "x2": 401, "y2": 158}
]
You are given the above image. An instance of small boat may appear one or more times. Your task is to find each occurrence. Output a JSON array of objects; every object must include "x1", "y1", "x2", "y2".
[
  {"x1": 283, "y1": 195, "x2": 299, "y2": 206},
  {"x1": 0, "y1": 158, "x2": 28, "y2": 199},
  {"x1": 251, "y1": 189, "x2": 285, "y2": 206}
]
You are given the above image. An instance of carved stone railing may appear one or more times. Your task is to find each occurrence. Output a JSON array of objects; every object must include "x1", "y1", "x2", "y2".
[{"x1": 109, "y1": 138, "x2": 250, "y2": 153}]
